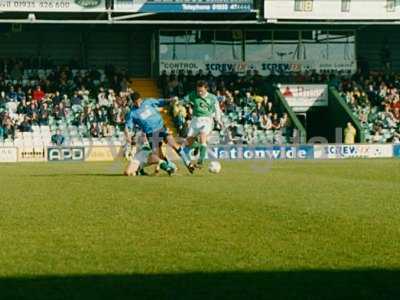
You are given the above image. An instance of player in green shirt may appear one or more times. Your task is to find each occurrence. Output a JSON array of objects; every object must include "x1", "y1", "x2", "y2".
[{"x1": 182, "y1": 80, "x2": 222, "y2": 167}]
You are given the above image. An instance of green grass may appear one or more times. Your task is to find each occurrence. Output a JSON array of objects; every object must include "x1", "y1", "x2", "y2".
[{"x1": 0, "y1": 159, "x2": 399, "y2": 299}]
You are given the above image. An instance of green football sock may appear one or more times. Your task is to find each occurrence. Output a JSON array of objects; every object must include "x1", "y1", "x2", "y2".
[
  {"x1": 198, "y1": 144, "x2": 207, "y2": 165},
  {"x1": 191, "y1": 141, "x2": 201, "y2": 157},
  {"x1": 159, "y1": 160, "x2": 169, "y2": 172},
  {"x1": 190, "y1": 141, "x2": 200, "y2": 150}
]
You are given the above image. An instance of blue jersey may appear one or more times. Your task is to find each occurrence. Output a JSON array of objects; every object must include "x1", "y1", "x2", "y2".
[{"x1": 125, "y1": 99, "x2": 167, "y2": 134}]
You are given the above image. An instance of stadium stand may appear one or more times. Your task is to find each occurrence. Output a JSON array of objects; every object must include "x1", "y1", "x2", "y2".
[
  {"x1": 2, "y1": 57, "x2": 399, "y2": 147},
  {"x1": 339, "y1": 71, "x2": 400, "y2": 143},
  {"x1": 0, "y1": 59, "x2": 131, "y2": 147}
]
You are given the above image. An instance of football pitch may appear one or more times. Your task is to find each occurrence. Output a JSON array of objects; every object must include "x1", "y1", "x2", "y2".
[{"x1": 0, "y1": 159, "x2": 399, "y2": 299}]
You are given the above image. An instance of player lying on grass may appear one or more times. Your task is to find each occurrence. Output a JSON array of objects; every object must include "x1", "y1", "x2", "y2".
[
  {"x1": 124, "y1": 92, "x2": 195, "y2": 174},
  {"x1": 124, "y1": 133, "x2": 177, "y2": 176},
  {"x1": 181, "y1": 80, "x2": 223, "y2": 168}
]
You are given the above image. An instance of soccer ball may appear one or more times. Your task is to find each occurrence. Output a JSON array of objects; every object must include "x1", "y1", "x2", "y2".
[{"x1": 208, "y1": 161, "x2": 222, "y2": 174}]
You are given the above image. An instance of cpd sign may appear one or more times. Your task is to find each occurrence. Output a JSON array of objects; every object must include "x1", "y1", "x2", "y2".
[{"x1": 48, "y1": 147, "x2": 85, "y2": 162}]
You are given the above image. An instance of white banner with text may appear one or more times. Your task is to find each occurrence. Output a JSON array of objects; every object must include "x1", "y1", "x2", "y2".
[
  {"x1": 160, "y1": 60, "x2": 356, "y2": 76},
  {"x1": 0, "y1": 0, "x2": 106, "y2": 12}
]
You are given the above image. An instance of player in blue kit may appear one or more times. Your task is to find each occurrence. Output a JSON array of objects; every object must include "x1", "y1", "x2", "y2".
[
  {"x1": 124, "y1": 92, "x2": 194, "y2": 175},
  {"x1": 124, "y1": 131, "x2": 177, "y2": 176}
]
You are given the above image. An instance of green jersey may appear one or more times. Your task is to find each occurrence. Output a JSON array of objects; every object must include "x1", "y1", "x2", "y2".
[{"x1": 184, "y1": 92, "x2": 219, "y2": 118}]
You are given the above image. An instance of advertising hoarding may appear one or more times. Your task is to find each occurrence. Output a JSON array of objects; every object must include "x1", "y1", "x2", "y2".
[
  {"x1": 0, "y1": 0, "x2": 106, "y2": 12},
  {"x1": 160, "y1": 60, "x2": 357, "y2": 76},
  {"x1": 114, "y1": 0, "x2": 252, "y2": 13},
  {"x1": 280, "y1": 84, "x2": 328, "y2": 112},
  {"x1": 314, "y1": 144, "x2": 394, "y2": 159},
  {"x1": 48, "y1": 147, "x2": 85, "y2": 162},
  {"x1": 0, "y1": 147, "x2": 18, "y2": 163},
  {"x1": 18, "y1": 147, "x2": 46, "y2": 162},
  {"x1": 85, "y1": 146, "x2": 123, "y2": 162},
  {"x1": 209, "y1": 145, "x2": 314, "y2": 160}
]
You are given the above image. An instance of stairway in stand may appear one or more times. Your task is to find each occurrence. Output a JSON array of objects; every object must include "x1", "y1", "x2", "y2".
[
  {"x1": 129, "y1": 78, "x2": 176, "y2": 134},
  {"x1": 130, "y1": 78, "x2": 160, "y2": 98}
]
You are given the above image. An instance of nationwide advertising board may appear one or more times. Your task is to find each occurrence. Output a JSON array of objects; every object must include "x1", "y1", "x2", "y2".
[
  {"x1": 280, "y1": 84, "x2": 328, "y2": 112},
  {"x1": 209, "y1": 145, "x2": 314, "y2": 160},
  {"x1": 0, "y1": 147, "x2": 18, "y2": 163},
  {"x1": 159, "y1": 60, "x2": 356, "y2": 76},
  {"x1": 0, "y1": 0, "x2": 106, "y2": 12},
  {"x1": 114, "y1": 0, "x2": 252, "y2": 13},
  {"x1": 314, "y1": 144, "x2": 393, "y2": 159}
]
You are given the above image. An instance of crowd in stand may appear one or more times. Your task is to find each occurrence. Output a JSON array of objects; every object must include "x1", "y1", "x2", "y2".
[
  {"x1": 2, "y1": 56, "x2": 400, "y2": 145},
  {"x1": 0, "y1": 59, "x2": 132, "y2": 142},
  {"x1": 159, "y1": 69, "x2": 294, "y2": 144},
  {"x1": 340, "y1": 71, "x2": 400, "y2": 143}
]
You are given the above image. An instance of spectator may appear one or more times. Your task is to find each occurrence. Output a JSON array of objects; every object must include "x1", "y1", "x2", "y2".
[
  {"x1": 172, "y1": 98, "x2": 187, "y2": 136},
  {"x1": 7, "y1": 86, "x2": 18, "y2": 102},
  {"x1": 90, "y1": 123, "x2": 100, "y2": 138},
  {"x1": 0, "y1": 91, "x2": 7, "y2": 108},
  {"x1": 2, "y1": 115, "x2": 15, "y2": 140},
  {"x1": 260, "y1": 114, "x2": 272, "y2": 130},
  {"x1": 53, "y1": 102, "x2": 67, "y2": 121},
  {"x1": 16, "y1": 87, "x2": 25, "y2": 102},
  {"x1": 32, "y1": 86, "x2": 45, "y2": 102},
  {"x1": 344, "y1": 122, "x2": 357, "y2": 144},
  {"x1": 19, "y1": 116, "x2": 32, "y2": 133},
  {"x1": 51, "y1": 129, "x2": 65, "y2": 146},
  {"x1": 280, "y1": 113, "x2": 292, "y2": 139},
  {"x1": 71, "y1": 91, "x2": 82, "y2": 106},
  {"x1": 98, "y1": 88, "x2": 108, "y2": 107},
  {"x1": 271, "y1": 113, "x2": 281, "y2": 131},
  {"x1": 0, "y1": 122, "x2": 4, "y2": 140},
  {"x1": 52, "y1": 91, "x2": 62, "y2": 106}
]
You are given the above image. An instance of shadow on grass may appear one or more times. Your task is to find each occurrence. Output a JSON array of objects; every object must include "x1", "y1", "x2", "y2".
[{"x1": 1, "y1": 270, "x2": 399, "y2": 300}]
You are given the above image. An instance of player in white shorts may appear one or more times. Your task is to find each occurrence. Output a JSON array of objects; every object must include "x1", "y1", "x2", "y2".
[
  {"x1": 182, "y1": 80, "x2": 222, "y2": 167},
  {"x1": 124, "y1": 132, "x2": 177, "y2": 176},
  {"x1": 187, "y1": 116, "x2": 214, "y2": 137}
]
